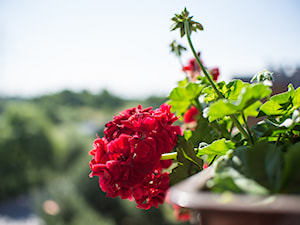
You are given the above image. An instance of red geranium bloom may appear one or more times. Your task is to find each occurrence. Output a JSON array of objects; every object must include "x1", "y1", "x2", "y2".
[
  {"x1": 133, "y1": 169, "x2": 170, "y2": 210},
  {"x1": 165, "y1": 192, "x2": 190, "y2": 221},
  {"x1": 89, "y1": 104, "x2": 182, "y2": 209},
  {"x1": 210, "y1": 67, "x2": 220, "y2": 81},
  {"x1": 203, "y1": 163, "x2": 209, "y2": 170},
  {"x1": 173, "y1": 205, "x2": 190, "y2": 221},
  {"x1": 183, "y1": 58, "x2": 201, "y2": 73},
  {"x1": 182, "y1": 53, "x2": 220, "y2": 82},
  {"x1": 183, "y1": 53, "x2": 204, "y2": 81},
  {"x1": 183, "y1": 105, "x2": 200, "y2": 123}
]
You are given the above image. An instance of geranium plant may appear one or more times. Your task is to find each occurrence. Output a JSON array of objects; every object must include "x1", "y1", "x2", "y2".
[{"x1": 89, "y1": 7, "x2": 300, "y2": 219}]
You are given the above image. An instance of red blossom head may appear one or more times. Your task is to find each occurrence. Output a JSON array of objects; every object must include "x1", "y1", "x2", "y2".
[
  {"x1": 133, "y1": 169, "x2": 170, "y2": 210},
  {"x1": 165, "y1": 192, "x2": 190, "y2": 221},
  {"x1": 172, "y1": 205, "x2": 190, "y2": 221},
  {"x1": 89, "y1": 104, "x2": 182, "y2": 209},
  {"x1": 182, "y1": 54, "x2": 204, "y2": 81},
  {"x1": 182, "y1": 54, "x2": 220, "y2": 82},
  {"x1": 210, "y1": 67, "x2": 220, "y2": 81},
  {"x1": 183, "y1": 105, "x2": 200, "y2": 123}
]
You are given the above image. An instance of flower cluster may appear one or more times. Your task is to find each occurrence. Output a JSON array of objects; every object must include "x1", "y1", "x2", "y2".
[
  {"x1": 183, "y1": 53, "x2": 220, "y2": 81},
  {"x1": 89, "y1": 104, "x2": 182, "y2": 209}
]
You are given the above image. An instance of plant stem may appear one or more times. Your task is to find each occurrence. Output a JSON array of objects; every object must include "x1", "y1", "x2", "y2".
[
  {"x1": 241, "y1": 111, "x2": 254, "y2": 145},
  {"x1": 209, "y1": 155, "x2": 217, "y2": 166},
  {"x1": 230, "y1": 115, "x2": 252, "y2": 144},
  {"x1": 276, "y1": 133, "x2": 282, "y2": 146},
  {"x1": 160, "y1": 152, "x2": 178, "y2": 160},
  {"x1": 184, "y1": 21, "x2": 251, "y2": 144},
  {"x1": 193, "y1": 97, "x2": 202, "y2": 110},
  {"x1": 184, "y1": 21, "x2": 222, "y2": 99}
]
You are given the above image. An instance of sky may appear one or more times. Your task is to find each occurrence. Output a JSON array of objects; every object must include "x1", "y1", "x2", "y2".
[{"x1": 0, "y1": 0, "x2": 300, "y2": 99}]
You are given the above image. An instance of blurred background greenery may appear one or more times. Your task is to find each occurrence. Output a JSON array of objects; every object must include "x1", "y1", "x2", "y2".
[{"x1": 0, "y1": 89, "x2": 187, "y2": 225}]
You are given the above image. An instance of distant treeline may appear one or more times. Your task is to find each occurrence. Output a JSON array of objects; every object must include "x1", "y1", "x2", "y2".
[
  {"x1": 0, "y1": 89, "x2": 167, "y2": 111},
  {"x1": 0, "y1": 89, "x2": 167, "y2": 126}
]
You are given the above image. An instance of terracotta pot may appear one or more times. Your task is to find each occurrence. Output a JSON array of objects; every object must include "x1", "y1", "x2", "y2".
[{"x1": 168, "y1": 167, "x2": 300, "y2": 225}]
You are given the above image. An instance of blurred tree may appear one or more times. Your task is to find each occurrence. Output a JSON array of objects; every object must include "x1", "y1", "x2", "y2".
[
  {"x1": 0, "y1": 93, "x2": 182, "y2": 225},
  {"x1": 143, "y1": 96, "x2": 167, "y2": 109},
  {"x1": 0, "y1": 103, "x2": 55, "y2": 200},
  {"x1": 94, "y1": 89, "x2": 124, "y2": 109},
  {"x1": 33, "y1": 89, "x2": 125, "y2": 110},
  {"x1": 34, "y1": 153, "x2": 183, "y2": 225},
  {"x1": 33, "y1": 177, "x2": 115, "y2": 225}
]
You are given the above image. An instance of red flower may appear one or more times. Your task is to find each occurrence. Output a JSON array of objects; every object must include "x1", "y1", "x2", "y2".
[
  {"x1": 89, "y1": 104, "x2": 182, "y2": 209},
  {"x1": 165, "y1": 193, "x2": 190, "y2": 221},
  {"x1": 183, "y1": 106, "x2": 200, "y2": 123},
  {"x1": 203, "y1": 163, "x2": 209, "y2": 170},
  {"x1": 210, "y1": 67, "x2": 220, "y2": 81},
  {"x1": 183, "y1": 58, "x2": 201, "y2": 73},
  {"x1": 172, "y1": 205, "x2": 190, "y2": 221},
  {"x1": 133, "y1": 169, "x2": 170, "y2": 210},
  {"x1": 183, "y1": 55, "x2": 204, "y2": 81},
  {"x1": 182, "y1": 53, "x2": 220, "y2": 82}
]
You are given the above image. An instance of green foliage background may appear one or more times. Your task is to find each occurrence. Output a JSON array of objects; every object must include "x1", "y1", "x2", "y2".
[{"x1": 0, "y1": 90, "x2": 185, "y2": 225}]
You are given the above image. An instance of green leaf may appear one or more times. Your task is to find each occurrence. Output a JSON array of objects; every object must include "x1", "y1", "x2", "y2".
[
  {"x1": 258, "y1": 101, "x2": 284, "y2": 116},
  {"x1": 270, "y1": 84, "x2": 294, "y2": 104},
  {"x1": 226, "y1": 79, "x2": 247, "y2": 101},
  {"x1": 196, "y1": 139, "x2": 235, "y2": 157},
  {"x1": 167, "y1": 81, "x2": 204, "y2": 115},
  {"x1": 239, "y1": 83, "x2": 271, "y2": 109},
  {"x1": 280, "y1": 142, "x2": 300, "y2": 194},
  {"x1": 235, "y1": 142, "x2": 282, "y2": 192},
  {"x1": 292, "y1": 86, "x2": 300, "y2": 108},
  {"x1": 183, "y1": 129, "x2": 192, "y2": 140},
  {"x1": 186, "y1": 111, "x2": 231, "y2": 147},
  {"x1": 208, "y1": 142, "x2": 284, "y2": 194},
  {"x1": 169, "y1": 136, "x2": 203, "y2": 186},
  {"x1": 203, "y1": 80, "x2": 247, "y2": 103},
  {"x1": 207, "y1": 83, "x2": 271, "y2": 121},
  {"x1": 260, "y1": 84, "x2": 299, "y2": 116},
  {"x1": 243, "y1": 101, "x2": 262, "y2": 118},
  {"x1": 251, "y1": 120, "x2": 279, "y2": 140},
  {"x1": 210, "y1": 166, "x2": 269, "y2": 195},
  {"x1": 203, "y1": 82, "x2": 225, "y2": 103},
  {"x1": 177, "y1": 136, "x2": 203, "y2": 167},
  {"x1": 206, "y1": 100, "x2": 235, "y2": 121},
  {"x1": 178, "y1": 78, "x2": 188, "y2": 87}
]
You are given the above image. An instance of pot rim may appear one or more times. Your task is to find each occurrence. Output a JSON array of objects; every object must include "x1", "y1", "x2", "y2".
[{"x1": 168, "y1": 167, "x2": 300, "y2": 214}]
